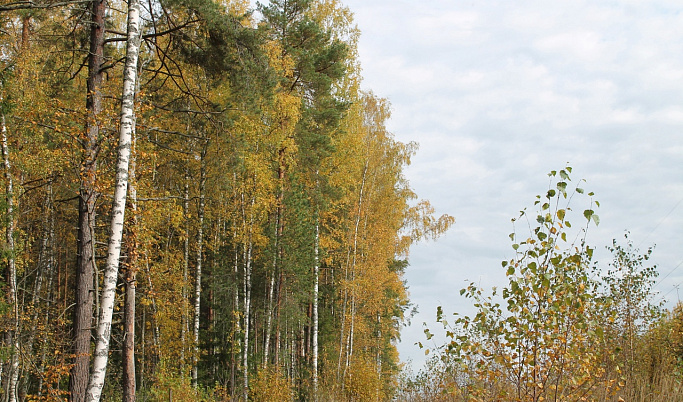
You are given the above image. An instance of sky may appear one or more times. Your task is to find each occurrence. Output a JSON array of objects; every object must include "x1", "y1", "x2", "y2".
[{"x1": 336, "y1": 0, "x2": 683, "y2": 371}]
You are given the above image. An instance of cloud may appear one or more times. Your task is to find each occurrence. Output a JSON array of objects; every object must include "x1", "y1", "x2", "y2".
[{"x1": 340, "y1": 0, "x2": 683, "y2": 370}]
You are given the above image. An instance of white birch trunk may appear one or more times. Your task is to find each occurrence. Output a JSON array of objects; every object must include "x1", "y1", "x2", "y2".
[
  {"x1": 342, "y1": 162, "x2": 367, "y2": 383},
  {"x1": 2, "y1": 101, "x2": 19, "y2": 402},
  {"x1": 181, "y1": 172, "x2": 189, "y2": 371},
  {"x1": 242, "y1": 240, "x2": 253, "y2": 401},
  {"x1": 242, "y1": 195, "x2": 255, "y2": 401},
  {"x1": 86, "y1": 0, "x2": 141, "y2": 398},
  {"x1": 264, "y1": 269, "x2": 276, "y2": 365},
  {"x1": 122, "y1": 128, "x2": 138, "y2": 402},
  {"x1": 312, "y1": 222, "x2": 320, "y2": 399},
  {"x1": 37, "y1": 181, "x2": 55, "y2": 397},
  {"x1": 144, "y1": 255, "x2": 161, "y2": 359},
  {"x1": 192, "y1": 147, "x2": 207, "y2": 387}
]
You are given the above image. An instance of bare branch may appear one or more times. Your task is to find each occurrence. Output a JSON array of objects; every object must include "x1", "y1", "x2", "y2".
[{"x1": 0, "y1": 0, "x2": 89, "y2": 12}]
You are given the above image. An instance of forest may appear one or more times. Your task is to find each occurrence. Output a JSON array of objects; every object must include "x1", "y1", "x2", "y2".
[
  {"x1": 0, "y1": 0, "x2": 456, "y2": 400},
  {"x1": 1, "y1": 0, "x2": 681, "y2": 401}
]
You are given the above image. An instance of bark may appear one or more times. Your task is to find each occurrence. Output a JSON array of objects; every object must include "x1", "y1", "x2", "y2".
[
  {"x1": 265, "y1": 156, "x2": 285, "y2": 366},
  {"x1": 85, "y1": 0, "x2": 141, "y2": 398},
  {"x1": 122, "y1": 263, "x2": 137, "y2": 402},
  {"x1": 122, "y1": 129, "x2": 139, "y2": 402},
  {"x1": 242, "y1": 240, "x2": 253, "y2": 402},
  {"x1": 273, "y1": 272, "x2": 283, "y2": 367},
  {"x1": 143, "y1": 255, "x2": 161, "y2": 361},
  {"x1": 36, "y1": 181, "x2": 55, "y2": 397},
  {"x1": 312, "y1": 221, "x2": 320, "y2": 399},
  {"x1": 263, "y1": 213, "x2": 279, "y2": 366},
  {"x1": 339, "y1": 161, "x2": 367, "y2": 382},
  {"x1": 181, "y1": 171, "x2": 189, "y2": 371},
  {"x1": 241, "y1": 194, "x2": 255, "y2": 401},
  {"x1": 71, "y1": 0, "x2": 106, "y2": 398},
  {"x1": 231, "y1": 228, "x2": 240, "y2": 399},
  {"x1": 22, "y1": 184, "x2": 54, "y2": 398},
  {"x1": 20, "y1": 15, "x2": 29, "y2": 51},
  {"x1": 192, "y1": 145, "x2": 207, "y2": 387},
  {"x1": 2, "y1": 99, "x2": 19, "y2": 402}
]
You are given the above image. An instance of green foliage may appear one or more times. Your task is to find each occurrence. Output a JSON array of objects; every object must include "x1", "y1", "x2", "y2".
[
  {"x1": 601, "y1": 233, "x2": 663, "y2": 381},
  {"x1": 424, "y1": 167, "x2": 618, "y2": 401}
]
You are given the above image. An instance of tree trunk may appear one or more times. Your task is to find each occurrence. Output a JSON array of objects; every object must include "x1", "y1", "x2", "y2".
[
  {"x1": 242, "y1": 239, "x2": 253, "y2": 401},
  {"x1": 192, "y1": 144, "x2": 207, "y2": 387},
  {"x1": 312, "y1": 221, "x2": 319, "y2": 399},
  {"x1": 231, "y1": 228, "x2": 240, "y2": 399},
  {"x1": 241, "y1": 194, "x2": 255, "y2": 401},
  {"x1": 22, "y1": 181, "x2": 54, "y2": 399},
  {"x1": 36, "y1": 181, "x2": 55, "y2": 398},
  {"x1": 181, "y1": 171, "x2": 189, "y2": 372},
  {"x1": 122, "y1": 128, "x2": 139, "y2": 402},
  {"x1": 2, "y1": 98, "x2": 19, "y2": 402},
  {"x1": 71, "y1": 0, "x2": 106, "y2": 399},
  {"x1": 339, "y1": 162, "x2": 367, "y2": 383},
  {"x1": 122, "y1": 266, "x2": 137, "y2": 402},
  {"x1": 86, "y1": 0, "x2": 141, "y2": 398}
]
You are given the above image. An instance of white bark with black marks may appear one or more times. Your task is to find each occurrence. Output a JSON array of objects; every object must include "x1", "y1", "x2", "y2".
[
  {"x1": 86, "y1": 0, "x2": 141, "y2": 398},
  {"x1": 2, "y1": 99, "x2": 19, "y2": 402}
]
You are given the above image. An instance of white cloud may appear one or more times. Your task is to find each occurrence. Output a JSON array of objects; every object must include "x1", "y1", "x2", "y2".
[{"x1": 340, "y1": 0, "x2": 683, "y2": 370}]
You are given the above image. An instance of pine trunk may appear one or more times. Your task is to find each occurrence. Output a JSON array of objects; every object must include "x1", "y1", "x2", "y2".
[{"x1": 71, "y1": 0, "x2": 106, "y2": 399}]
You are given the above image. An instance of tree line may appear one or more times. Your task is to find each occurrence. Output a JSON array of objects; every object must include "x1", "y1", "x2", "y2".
[{"x1": 0, "y1": 0, "x2": 454, "y2": 400}]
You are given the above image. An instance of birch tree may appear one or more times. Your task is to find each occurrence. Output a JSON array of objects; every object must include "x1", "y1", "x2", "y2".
[
  {"x1": 1, "y1": 94, "x2": 18, "y2": 402},
  {"x1": 86, "y1": 0, "x2": 141, "y2": 398}
]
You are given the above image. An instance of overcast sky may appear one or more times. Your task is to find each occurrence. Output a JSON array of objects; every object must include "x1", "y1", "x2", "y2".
[{"x1": 336, "y1": 0, "x2": 683, "y2": 370}]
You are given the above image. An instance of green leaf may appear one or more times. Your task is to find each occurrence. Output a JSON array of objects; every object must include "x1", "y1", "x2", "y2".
[
  {"x1": 512, "y1": 243, "x2": 519, "y2": 251},
  {"x1": 583, "y1": 209, "x2": 594, "y2": 221},
  {"x1": 561, "y1": 232, "x2": 567, "y2": 242},
  {"x1": 507, "y1": 266, "x2": 515, "y2": 276},
  {"x1": 592, "y1": 213, "x2": 600, "y2": 226},
  {"x1": 560, "y1": 169, "x2": 569, "y2": 180},
  {"x1": 557, "y1": 209, "x2": 565, "y2": 221},
  {"x1": 547, "y1": 189, "x2": 556, "y2": 198},
  {"x1": 557, "y1": 181, "x2": 568, "y2": 193},
  {"x1": 460, "y1": 288, "x2": 466, "y2": 296},
  {"x1": 576, "y1": 187, "x2": 584, "y2": 194}
]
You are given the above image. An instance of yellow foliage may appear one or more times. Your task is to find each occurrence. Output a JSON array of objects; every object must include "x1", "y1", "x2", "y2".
[
  {"x1": 344, "y1": 356, "x2": 386, "y2": 401},
  {"x1": 250, "y1": 366, "x2": 293, "y2": 402}
]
